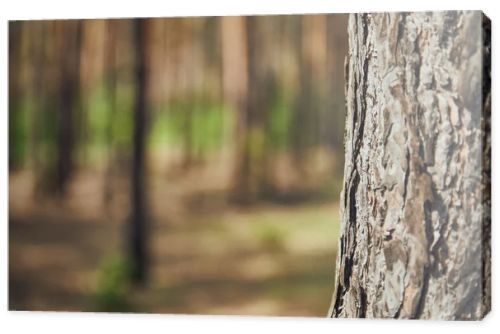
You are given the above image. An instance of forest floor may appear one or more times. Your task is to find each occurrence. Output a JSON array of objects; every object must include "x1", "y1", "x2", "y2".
[{"x1": 9, "y1": 165, "x2": 340, "y2": 317}]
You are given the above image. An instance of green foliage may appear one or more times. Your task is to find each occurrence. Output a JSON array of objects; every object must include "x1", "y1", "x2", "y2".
[
  {"x1": 86, "y1": 83, "x2": 134, "y2": 163},
  {"x1": 36, "y1": 100, "x2": 59, "y2": 176},
  {"x1": 112, "y1": 85, "x2": 134, "y2": 148},
  {"x1": 247, "y1": 126, "x2": 266, "y2": 164},
  {"x1": 8, "y1": 101, "x2": 29, "y2": 168},
  {"x1": 86, "y1": 84, "x2": 110, "y2": 158},
  {"x1": 148, "y1": 96, "x2": 233, "y2": 154},
  {"x1": 89, "y1": 255, "x2": 135, "y2": 312},
  {"x1": 252, "y1": 223, "x2": 286, "y2": 251},
  {"x1": 266, "y1": 89, "x2": 292, "y2": 150}
]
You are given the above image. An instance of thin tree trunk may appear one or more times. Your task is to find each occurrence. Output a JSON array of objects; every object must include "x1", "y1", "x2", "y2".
[
  {"x1": 129, "y1": 18, "x2": 150, "y2": 284},
  {"x1": 31, "y1": 22, "x2": 47, "y2": 199},
  {"x1": 291, "y1": 15, "x2": 328, "y2": 175},
  {"x1": 55, "y1": 20, "x2": 82, "y2": 195},
  {"x1": 103, "y1": 20, "x2": 118, "y2": 211},
  {"x1": 231, "y1": 16, "x2": 274, "y2": 203},
  {"x1": 8, "y1": 22, "x2": 24, "y2": 170},
  {"x1": 330, "y1": 11, "x2": 490, "y2": 320},
  {"x1": 325, "y1": 14, "x2": 349, "y2": 150}
]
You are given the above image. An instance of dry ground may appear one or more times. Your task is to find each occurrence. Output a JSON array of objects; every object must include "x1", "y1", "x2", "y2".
[{"x1": 9, "y1": 166, "x2": 340, "y2": 317}]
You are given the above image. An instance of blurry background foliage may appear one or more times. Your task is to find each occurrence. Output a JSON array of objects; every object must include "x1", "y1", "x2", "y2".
[{"x1": 9, "y1": 14, "x2": 348, "y2": 316}]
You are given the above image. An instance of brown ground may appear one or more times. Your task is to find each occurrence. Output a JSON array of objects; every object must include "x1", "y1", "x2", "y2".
[{"x1": 9, "y1": 164, "x2": 339, "y2": 317}]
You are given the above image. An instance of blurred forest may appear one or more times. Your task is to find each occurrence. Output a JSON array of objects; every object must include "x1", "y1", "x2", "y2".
[{"x1": 8, "y1": 14, "x2": 348, "y2": 316}]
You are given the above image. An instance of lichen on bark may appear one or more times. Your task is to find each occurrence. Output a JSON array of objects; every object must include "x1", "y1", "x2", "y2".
[{"x1": 330, "y1": 11, "x2": 491, "y2": 320}]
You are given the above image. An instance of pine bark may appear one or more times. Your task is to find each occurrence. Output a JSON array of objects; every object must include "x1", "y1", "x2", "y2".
[{"x1": 330, "y1": 11, "x2": 491, "y2": 320}]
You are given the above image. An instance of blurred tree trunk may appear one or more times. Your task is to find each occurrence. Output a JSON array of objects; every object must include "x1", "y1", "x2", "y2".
[
  {"x1": 103, "y1": 20, "x2": 118, "y2": 210},
  {"x1": 221, "y1": 16, "x2": 248, "y2": 115},
  {"x1": 330, "y1": 12, "x2": 490, "y2": 320},
  {"x1": 55, "y1": 20, "x2": 82, "y2": 195},
  {"x1": 221, "y1": 16, "x2": 249, "y2": 202},
  {"x1": 8, "y1": 22, "x2": 25, "y2": 170},
  {"x1": 30, "y1": 22, "x2": 48, "y2": 198},
  {"x1": 290, "y1": 17, "x2": 309, "y2": 172},
  {"x1": 229, "y1": 16, "x2": 274, "y2": 203},
  {"x1": 180, "y1": 19, "x2": 196, "y2": 170},
  {"x1": 325, "y1": 14, "x2": 348, "y2": 150},
  {"x1": 129, "y1": 18, "x2": 150, "y2": 284},
  {"x1": 291, "y1": 16, "x2": 327, "y2": 175}
]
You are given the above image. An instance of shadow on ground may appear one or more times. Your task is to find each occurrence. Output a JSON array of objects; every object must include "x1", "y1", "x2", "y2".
[{"x1": 9, "y1": 170, "x2": 339, "y2": 317}]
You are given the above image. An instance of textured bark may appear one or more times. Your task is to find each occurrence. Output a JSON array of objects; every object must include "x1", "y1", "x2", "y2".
[{"x1": 330, "y1": 11, "x2": 491, "y2": 320}]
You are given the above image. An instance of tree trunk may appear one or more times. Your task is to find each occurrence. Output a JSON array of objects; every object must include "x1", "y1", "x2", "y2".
[
  {"x1": 55, "y1": 20, "x2": 82, "y2": 195},
  {"x1": 103, "y1": 19, "x2": 118, "y2": 211},
  {"x1": 230, "y1": 16, "x2": 274, "y2": 203},
  {"x1": 8, "y1": 22, "x2": 24, "y2": 170},
  {"x1": 129, "y1": 18, "x2": 150, "y2": 284},
  {"x1": 330, "y1": 11, "x2": 490, "y2": 320}
]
